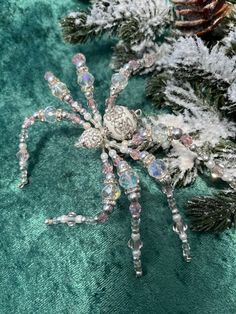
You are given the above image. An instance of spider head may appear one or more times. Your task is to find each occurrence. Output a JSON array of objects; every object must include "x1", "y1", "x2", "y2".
[{"x1": 75, "y1": 127, "x2": 104, "y2": 149}]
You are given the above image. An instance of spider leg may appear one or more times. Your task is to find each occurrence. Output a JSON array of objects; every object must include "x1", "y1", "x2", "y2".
[
  {"x1": 44, "y1": 70, "x2": 102, "y2": 129},
  {"x1": 109, "y1": 149, "x2": 143, "y2": 277},
  {"x1": 162, "y1": 182, "x2": 191, "y2": 262},
  {"x1": 45, "y1": 150, "x2": 120, "y2": 226},
  {"x1": 129, "y1": 149, "x2": 191, "y2": 262},
  {"x1": 17, "y1": 107, "x2": 90, "y2": 188}
]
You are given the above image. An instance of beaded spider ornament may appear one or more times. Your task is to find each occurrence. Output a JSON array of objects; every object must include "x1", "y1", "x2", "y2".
[{"x1": 19, "y1": 52, "x2": 228, "y2": 277}]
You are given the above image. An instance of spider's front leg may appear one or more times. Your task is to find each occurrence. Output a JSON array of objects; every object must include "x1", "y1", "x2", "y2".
[
  {"x1": 17, "y1": 107, "x2": 90, "y2": 188},
  {"x1": 45, "y1": 150, "x2": 120, "y2": 226}
]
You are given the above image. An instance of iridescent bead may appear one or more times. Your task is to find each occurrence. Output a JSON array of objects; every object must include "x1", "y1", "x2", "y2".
[
  {"x1": 102, "y1": 163, "x2": 113, "y2": 174},
  {"x1": 77, "y1": 72, "x2": 94, "y2": 87},
  {"x1": 180, "y1": 134, "x2": 193, "y2": 146},
  {"x1": 119, "y1": 171, "x2": 139, "y2": 189},
  {"x1": 111, "y1": 73, "x2": 128, "y2": 89},
  {"x1": 117, "y1": 161, "x2": 129, "y2": 172},
  {"x1": 130, "y1": 149, "x2": 140, "y2": 160},
  {"x1": 44, "y1": 71, "x2": 55, "y2": 82},
  {"x1": 23, "y1": 117, "x2": 35, "y2": 128},
  {"x1": 152, "y1": 126, "x2": 168, "y2": 143},
  {"x1": 97, "y1": 212, "x2": 109, "y2": 223},
  {"x1": 51, "y1": 82, "x2": 68, "y2": 99},
  {"x1": 148, "y1": 159, "x2": 166, "y2": 179},
  {"x1": 129, "y1": 60, "x2": 140, "y2": 71},
  {"x1": 72, "y1": 53, "x2": 86, "y2": 67},
  {"x1": 102, "y1": 184, "x2": 121, "y2": 200},
  {"x1": 132, "y1": 133, "x2": 143, "y2": 145},
  {"x1": 44, "y1": 106, "x2": 57, "y2": 123},
  {"x1": 129, "y1": 202, "x2": 141, "y2": 214}
]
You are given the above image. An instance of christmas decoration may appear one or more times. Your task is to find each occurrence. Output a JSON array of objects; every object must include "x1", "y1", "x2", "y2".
[
  {"x1": 17, "y1": 52, "x2": 236, "y2": 277},
  {"x1": 17, "y1": 52, "x2": 193, "y2": 277}
]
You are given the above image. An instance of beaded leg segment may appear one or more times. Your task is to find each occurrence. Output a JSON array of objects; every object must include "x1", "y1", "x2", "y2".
[{"x1": 18, "y1": 52, "x2": 234, "y2": 276}]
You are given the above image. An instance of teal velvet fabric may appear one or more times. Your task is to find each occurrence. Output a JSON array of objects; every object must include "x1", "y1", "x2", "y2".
[{"x1": 1, "y1": 1, "x2": 236, "y2": 313}]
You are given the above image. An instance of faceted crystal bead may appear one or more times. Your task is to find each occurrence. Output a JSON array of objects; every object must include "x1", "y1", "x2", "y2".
[
  {"x1": 51, "y1": 82, "x2": 68, "y2": 99},
  {"x1": 117, "y1": 161, "x2": 129, "y2": 172},
  {"x1": 97, "y1": 212, "x2": 109, "y2": 222},
  {"x1": 119, "y1": 171, "x2": 139, "y2": 190},
  {"x1": 130, "y1": 149, "x2": 140, "y2": 160},
  {"x1": 77, "y1": 72, "x2": 94, "y2": 87},
  {"x1": 129, "y1": 202, "x2": 141, "y2": 214},
  {"x1": 102, "y1": 163, "x2": 113, "y2": 174},
  {"x1": 111, "y1": 73, "x2": 128, "y2": 89},
  {"x1": 44, "y1": 106, "x2": 57, "y2": 123},
  {"x1": 180, "y1": 134, "x2": 193, "y2": 146},
  {"x1": 72, "y1": 53, "x2": 86, "y2": 67},
  {"x1": 152, "y1": 126, "x2": 168, "y2": 144},
  {"x1": 44, "y1": 71, "x2": 55, "y2": 82},
  {"x1": 17, "y1": 150, "x2": 29, "y2": 161},
  {"x1": 23, "y1": 116, "x2": 35, "y2": 128},
  {"x1": 102, "y1": 184, "x2": 121, "y2": 200},
  {"x1": 148, "y1": 159, "x2": 166, "y2": 179}
]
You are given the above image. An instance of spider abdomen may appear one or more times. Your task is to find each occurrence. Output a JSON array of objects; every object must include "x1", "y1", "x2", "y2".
[{"x1": 103, "y1": 105, "x2": 138, "y2": 141}]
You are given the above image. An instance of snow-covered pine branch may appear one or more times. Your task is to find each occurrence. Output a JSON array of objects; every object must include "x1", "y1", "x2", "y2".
[
  {"x1": 147, "y1": 82, "x2": 236, "y2": 186},
  {"x1": 159, "y1": 36, "x2": 236, "y2": 83},
  {"x1": 61, "y1": 0, "x2": 172, "y2": 53},
  {"x1": 147, "y1": 36, "x2": 236, "y2": 115}
]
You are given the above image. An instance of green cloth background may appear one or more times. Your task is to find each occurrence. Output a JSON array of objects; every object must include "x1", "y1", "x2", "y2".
[{"x1": 1, "y1": 1, "x2": 236, "y2": 313}]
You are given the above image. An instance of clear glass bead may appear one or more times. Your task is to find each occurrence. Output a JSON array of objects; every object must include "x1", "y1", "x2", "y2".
[
  {"x1": 77, "y1": 72, "x2": 94, "y2": 87},
  {"x1": 44, "y1": 106, "x2": 57, "y2": 123},
  {"x1": 72, "y1": 53, "x2": 86, "y2": 67},
  {"x1": 111, "y1": 73, "x2": 128, "y2": 90},
  {"x1": 119, "y1": 171, "x2": 139, "y2": 190},
  {"x1": 102, "y1": 184, "x2": 121, "y2": 200},
  {"x1": 51, "y1": 82, "x2": 68, "y2": 99},
  {"x1": 148, "y1": 159, "x2": 166, "y2": 179}
]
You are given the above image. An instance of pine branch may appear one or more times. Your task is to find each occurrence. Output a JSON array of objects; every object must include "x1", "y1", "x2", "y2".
[
  {"x1": 186, "y1": 190, "x2": 236, "y2": 232},
  {"x1": 60, "y1": 11, "x2": 115, "y2": 44},
  {"x1": 146, "y1": 37, "x2": 236, "y2": 116},
  {"x1": 60, "y1": 0, "x2": 172, "y2": 52},
  {"x1": 111, "y1": 43, "x2": 138, "y2": 70},
  {"x1": 221, "y1": 28, "x2": 236, "y2": 56}
]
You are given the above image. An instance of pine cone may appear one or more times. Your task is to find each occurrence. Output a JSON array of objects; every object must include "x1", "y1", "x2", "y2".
[{"x1": 172, "y1": 0, "x2": 233, "y2": 36}]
